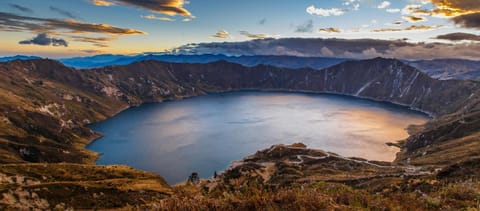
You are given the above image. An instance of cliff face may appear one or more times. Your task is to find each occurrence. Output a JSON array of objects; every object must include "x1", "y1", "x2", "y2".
[{"x1": 95, "y1": 58, "x2": 479, "y2": 115}]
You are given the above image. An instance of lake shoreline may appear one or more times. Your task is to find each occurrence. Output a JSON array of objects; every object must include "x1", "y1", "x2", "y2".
[{"x1": 85, "y1": 90, "x2": 428, "y2": 184}]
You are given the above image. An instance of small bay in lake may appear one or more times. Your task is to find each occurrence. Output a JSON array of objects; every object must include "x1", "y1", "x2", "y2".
[{"x1": 87, "y1": 91, "x2": 428, "y2": 184}]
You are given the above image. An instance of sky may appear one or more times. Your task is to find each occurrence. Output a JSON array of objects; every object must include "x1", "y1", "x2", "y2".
[{"x1": 0, "y1": 0, "x2": 479, "y2": 59}]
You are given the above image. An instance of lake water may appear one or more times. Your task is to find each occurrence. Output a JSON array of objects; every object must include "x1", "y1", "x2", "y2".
[{"x1": 87, "y1": 91, "x2": 428, "y2": 184}]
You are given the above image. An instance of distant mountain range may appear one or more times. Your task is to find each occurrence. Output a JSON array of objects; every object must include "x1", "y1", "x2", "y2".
[
  {"x1": 0, "y1": 55, "x2": 41, "y2": 62},
  {"x1": 57, "y1": 54, "x2": 352, "y2": 70},
  {"x1": 406, "y1": 59, "x2": 480, "y2": 80},
  {"x1": 1, "y1": 54, "x2": 480, "y2": 80}
]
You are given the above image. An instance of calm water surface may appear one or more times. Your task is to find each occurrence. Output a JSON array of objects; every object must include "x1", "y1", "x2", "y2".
[{"x1": 87, "y1": 91, "x2": 428, "y2": 184}]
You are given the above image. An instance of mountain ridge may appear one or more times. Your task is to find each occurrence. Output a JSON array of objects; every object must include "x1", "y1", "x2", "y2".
[{"x1": 3, "y1": 54, "x2": 480, "y2": 81}]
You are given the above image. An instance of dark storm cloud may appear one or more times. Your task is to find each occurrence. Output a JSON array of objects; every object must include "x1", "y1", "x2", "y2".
[
  {"x1": 19, "y1": 33, "x2": 68, "y2": 47},
  {"x1": 451, "y1": 13, "x2": 480, "y2": 29},
  {"x1": 295, "y1": 20, "x2": 313, "y2": 33},
  {"x1": 0, "y1": 12, "x2": 145, "y2": 35},
  {"x1": 9, "y1": 4, "x2": 33, "y2": 13},
  {"x1": 49, "y1": 6, "x2": 78, "y2": 19},
  {"x1": 169, "y1": 38, "x2": 480, "y2": 60},
  {"x1": 435, "y1": 32, "x2": 480, "y2": 42}
]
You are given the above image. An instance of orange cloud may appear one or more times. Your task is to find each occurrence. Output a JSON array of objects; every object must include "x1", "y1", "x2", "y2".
[
  {"x1": 0, "y1": 12, "x2": 145, "y2": 35},
  {"x1": 371, "y1": 25, "x2": 441, "y2": 32},
  {"x1": 210, "y1": 30, "x2": 231, "y2": 39},
  {"x1": 90, "y1": 0, "x2": 193, "y2": 17},
  {"x1": 402, "y1": 15, "x2": 427, "y2": 23},
  {"x1": 318, "y1": 28, "x2": 342, "y2": 33},
  {"x1": 92, "y1": 0, "x2": 114, "y2": 6},
  {"x1": 429, "y1": 0, "x2": 480, "y2": 17},
  {"x1": 50, "y1": 19, "x2": 146, "y2": 35}
]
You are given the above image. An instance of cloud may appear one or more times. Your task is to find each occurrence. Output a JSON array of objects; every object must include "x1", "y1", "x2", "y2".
[
  {"x1": 377, "y1": 1, "x2": 391, "y2": 9},
  {"x1": 386, "y1": 8, "x2": 400, "y2": 13},
  {"x1": 397, "y1": 0, "x2": 480, "y2": 20},
  {"x1": 92, "y1": 0, "x2": 114, "y2": 6},
  {"x1": 210, "y1": 30, "x2": 231, "y2": 39},
  {"x1": 371, "y1": 25, "x2": 441, "y2": 32},
  {"x1": 343, "y1": 0, "x2": 356, "y2": 6},
  {"x1": 258, "y1": 18, "x2": 267, "y2": 25},
  {"x1": 408, "y1": 0, "x2": 430, "y2": 5},
  {"x1": 402, "y1": 15, "x2": 427, "y2": 22},
  {"x1": 141, "y1": 14, "x2": 175, "y2": 21},
  {"x1": 169, "y1": 37, "x2": 480, "y2": 60},
  {"x1": 50, "y1": 19, "x2": 146, "y2": 34},
  {"x1": 81, "y1": 49, "x2": 106, "y2": 54},
  {"x1": 295, "y1": 20, "x2": 313, "y2": 33},
  {"x1": 9, "y1": 4, "x2": 33, "y2": 13},
  {"x1": 402, "y1": 4, "x2": 431, "y2": 16},
  {"x1": 318, "y1": 27, "x2": 342, "y2": 33},
  {"x1": 352, "y1": 4, "x2": 360, "y2": 11},
  {"x1": 435, "y1": 32, "x2": 480, "y2": 41},
  {"x1": 69, "y1": 35, "x2": 117, "y2": 47},
  {"x1": 19, "y1": 33, "x2": 68, "y2": 47},
  {"x1": 49, "y1": 7, "x2": 78, "y2": 19},
  {"x1": 397, "y1": 1, "x2": 480, "y2": 30},
  {"x1": 344, "y1": 48, "x2": 384, "y2": 58},
  {"x1": 239, "y1": 31, "x2": 269, "y2": 39},
  {"x1": 429, "y1": 0, "x2": 480, "y2": 17},
  {"x1": 320, "y1": 46, "x2": 334, "y2": 57},
  {"x1": 0, "y1": 12, "x2": 145, "y2": 35},
  {"x1": 451, "y1": 12, "x2": 480, "y2": 29},
  {"x1": 90, "y1": 0, "x2": 193, "y2": 17},
  {"x1": 343, "y1": 0, "x2": 360, "y2": 11},
  {"x1": 306, "y1": 6, "x2": 347, "y2": 17}
]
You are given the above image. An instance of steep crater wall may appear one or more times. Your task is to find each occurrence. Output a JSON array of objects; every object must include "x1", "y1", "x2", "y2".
[{"x1": 0, "y1": 57, "x2": 479, "y2": 165}]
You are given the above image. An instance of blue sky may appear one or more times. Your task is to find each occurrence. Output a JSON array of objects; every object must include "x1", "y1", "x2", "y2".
[{"x1": 0, "y1": 0, "x2": 479, "y2": 58}]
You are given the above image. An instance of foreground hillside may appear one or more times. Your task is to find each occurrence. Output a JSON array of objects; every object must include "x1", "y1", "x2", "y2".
[
  {"x1": 0, "y1": 164, "x2": 171, "y2": 209},
  {"x1": 159, "y1": 144, "x2": 480, "y2": 210},
  {"x1": 0, "y1": 58, "x2": 479, "y2": 209}
]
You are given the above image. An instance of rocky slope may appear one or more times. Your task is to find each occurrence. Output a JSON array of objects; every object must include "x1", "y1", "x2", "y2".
[
  {"x1": 57, "y1": 54, "x2": 480, "y2": 81},
  {"x1": 0, "y1": 164, "x2": 171, "y2": 209},
  {"x1": 0, "y1": 57, "x2": 479, "y2": 209},
  {"x1": 407, "y1": 59, "x2": 480, "y2": 80}
]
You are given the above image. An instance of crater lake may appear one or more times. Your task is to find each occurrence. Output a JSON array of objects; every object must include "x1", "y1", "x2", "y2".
[{"x1": 87, "y1": 91, "x2": 428, "y2": 184}]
